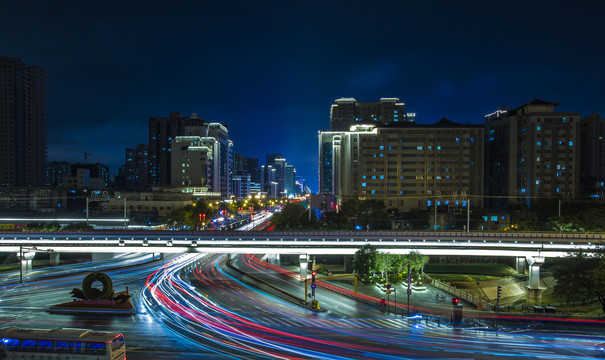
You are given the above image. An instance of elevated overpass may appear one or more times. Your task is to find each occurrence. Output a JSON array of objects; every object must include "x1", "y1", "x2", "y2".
[
  {"x1": 3, "y1": 230, "x2": 601, "y2": 299},
  {"x1": 0, "y1": 230, "x2": 601, "y2": 257}
]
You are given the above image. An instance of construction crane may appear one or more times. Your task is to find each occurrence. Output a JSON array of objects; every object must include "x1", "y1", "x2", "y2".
[{"x1": 66, "y1": 148, "x2": 92, "y2": 164}]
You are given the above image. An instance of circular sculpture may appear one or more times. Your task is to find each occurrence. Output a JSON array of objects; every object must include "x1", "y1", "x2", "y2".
[{"x1": 81, "y1": 272, "x2": 114, "y2": 300}]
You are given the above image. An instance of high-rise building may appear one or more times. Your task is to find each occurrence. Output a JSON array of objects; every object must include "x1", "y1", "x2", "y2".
[
  {"x1": 0, "y1": 55, "x2": 47, "y2": 187},
  {"x1": 242, "y1": 157, "x2": 260, "y2": 183},
  {"x1": 46, "y1": 161, "x2": 71, "y2": 187},
  {"x1": 319, "y1": 119, "x2": 484, "y2": 211},
  {"x1": 124, "y1": 144, "x2": 149, "y2": 191},
  {"x1": 170, "y1": 123, "x2": 233, "y2": 197},
  {"x1": 233, "y1": 153, "x2": 244, "y2": 174},
  {"x1": 329, "y1": 97, "x2": 414, "y2": 131},
  {"x1": 232, "y1": 173, "x2": 251, "y2": 198},
  {"x1": 484, "y1": 99, "x2": 581, "y2": 208},
  {"x1": 285, "y1": 164, "x2": 296, "y2": 197},
  {"x1": 580, "y1": 113, "x2": 605, "y2": 197},
  {"x1": 148, "y1": 112, "x2": 207, "y2": 186},
  {"x1": 46, "y1": 161, "x2": 109, "y2": 189},
  {"x1": 266, "y1": 153, "x2": 282, "y2": 167}
]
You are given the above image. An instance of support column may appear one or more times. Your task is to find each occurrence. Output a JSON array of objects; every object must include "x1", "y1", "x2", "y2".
[
  {"x1": 515, "y1": 257, "x2": 526, "y2": 275},
  {"x1": 299, "y1": 254, "x2": 308, "y2": 281},
  {"x1": 17, "y1": 250, "x2": 36, "y2": 283},
  {"x1": 526, "y1": 256, "x2": 545, "y2": 303},
  {"x1": 92, "y1": 253, "x2": 116, "y2": 261},
  {"x1": 49, "y1": 252, "x2": 60, "y2": 266}
]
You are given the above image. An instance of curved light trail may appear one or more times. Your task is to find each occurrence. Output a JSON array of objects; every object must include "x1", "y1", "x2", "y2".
[{"x1": 141, "y1": 253, "x2": 605, "y2": 359}]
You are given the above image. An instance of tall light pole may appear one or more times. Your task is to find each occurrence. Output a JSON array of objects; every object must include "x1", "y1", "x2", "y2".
[
  {"x1": 466, "y1": 199, "x2": 470, "y2": 233},
  {"x1": 434, "y1": 201, "x2": 437, "y2": 231}
]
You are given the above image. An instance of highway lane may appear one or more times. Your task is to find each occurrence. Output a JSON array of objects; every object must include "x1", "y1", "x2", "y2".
[
  {"x1": 2, "y1": 247, "x2": 604, "y2": 359},
  {"x1": 0, "y1": 253, "x2": 215, "y2": 359},
  {"x1": 146, "y1": 253, "x2": 605, "y2": 359},
  {"x1": 0, "y1": 252, "x2": 156, "y2": 285}
]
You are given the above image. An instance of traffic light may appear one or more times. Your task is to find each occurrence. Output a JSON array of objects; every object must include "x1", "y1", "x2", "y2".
[
  {"x1": 451, "y1": 297, "x2": 460, "y2": 305},
  {"x1": 497, "y1": 285, "x2": 502, "y2": 299},
  {"x1": 311, "y1": 271, "x2": 316, "y2": 282}
]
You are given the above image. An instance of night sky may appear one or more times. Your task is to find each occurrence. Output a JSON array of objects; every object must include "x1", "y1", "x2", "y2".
[{"x1": 1, "y1": 1, "x2": 603, "y2": 192}]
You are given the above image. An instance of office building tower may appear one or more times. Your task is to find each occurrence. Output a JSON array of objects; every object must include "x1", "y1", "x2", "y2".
[
  {"x1": 149, "y1": 112, "x2": 207, "y2": 186},
  {"x1": 124, "y1": 144, "x2": 149, "y2": 191},
  {"x1": 171, "y1": 122, "x2": 232, "y2": 197},
  {"x1": 580, "y1": 113, "x2": 605, "y2": 196},
  {"x1": 232, "y1": 173, "x2": 251, "y2": 198},
  {"x1": 485, "y1": 99, "x2": 580, "y2": 208},
  {"x1": 285, "y1": 164, "x2": 296, "y2": 197},
  {"x1": 243, "y1": 156, "x2": 260, "y2": 183},
  {"x1": 266, "y1": 153, "x2": 282, "y2": 167},
  {"x1": 46, "y1": 161, "x2": 71, "y2": 187},
  {"x1": 233, "y1": 153, "x2": 244, "y2": 174},
  {"x1": 329, "y1": 97, "x2": 414, "y2": 131},
  {"x1": 319, "y1": 118, "x2": 484, "y2": 211},
  {"x1": 0, "y1": 55, "x2": 47, "y2": 187}
]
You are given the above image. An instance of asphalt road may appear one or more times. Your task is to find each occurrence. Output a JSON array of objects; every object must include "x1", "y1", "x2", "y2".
[{"x1": 1, "y1": 251, "x2": 605, "y2": 359}]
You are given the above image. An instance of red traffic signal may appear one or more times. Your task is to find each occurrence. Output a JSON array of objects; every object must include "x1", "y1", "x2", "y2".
[
  {"x1": 451, "y1": 297, "x2": 460, "y2": 305},
  {"x1": 311, "y1": 271, "x2": 316, "y2": 277}
]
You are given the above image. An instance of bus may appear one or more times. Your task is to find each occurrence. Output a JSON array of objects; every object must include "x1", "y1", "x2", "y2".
[{"x1": 0, "y1": 327, "x2": 125, "y2": 360}]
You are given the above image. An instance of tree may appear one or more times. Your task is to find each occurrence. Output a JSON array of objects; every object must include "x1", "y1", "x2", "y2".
[
  {"x1": 352, "y1": 244, "x2": 377, "y2": 279},
  {"x1": 270, "y1": 202, "x2": 318, "y2": 230},
  {"x1": 508, "y1": 203, "x2": 538, "y2": 231},
  {"x1": 406, "y1": 251, "x2": 429, "y2": 283},
  {"x1": 552, "y1": 246, "x2": 605, "y2": 313},
  {"x1": 375, "y1": 251, "x2": 393, "y2": 280}
]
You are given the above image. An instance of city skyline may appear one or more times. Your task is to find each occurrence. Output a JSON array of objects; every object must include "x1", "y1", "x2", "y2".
[{"x1": 1, "y1": 1, "x2": 604, "y2": 192}]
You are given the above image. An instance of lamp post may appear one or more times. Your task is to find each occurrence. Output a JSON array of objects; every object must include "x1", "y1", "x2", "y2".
[{"x1": 466, "y1": 199, "x2": 470, "y2": 233}]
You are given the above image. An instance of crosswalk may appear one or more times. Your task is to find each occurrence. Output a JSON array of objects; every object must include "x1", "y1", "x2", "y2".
[{"x1": 255, "y1": 316, "x2": 446, "y2": 331}]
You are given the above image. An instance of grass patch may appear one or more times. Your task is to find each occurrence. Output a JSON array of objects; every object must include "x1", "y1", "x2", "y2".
[
  {"x1": 424, "y1": 263, "x2": 518, "y2": 277},
  {"x1": 428, "y1": 273, "x2": 496, "y2": 283}
]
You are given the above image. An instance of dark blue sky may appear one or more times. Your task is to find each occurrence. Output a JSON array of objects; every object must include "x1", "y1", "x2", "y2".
[{"x1": 2, "y1": 1, "x2": 604, "y2": 192}]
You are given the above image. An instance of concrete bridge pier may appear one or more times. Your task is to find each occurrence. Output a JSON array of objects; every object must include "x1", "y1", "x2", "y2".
[
  {"x1": 526, "y1": 256, "x2": 545, "y2": 302},
  {"x1": 49, "y1": 252, "x2": 60, "y2": 266},
  {"x1": 92, "y1": 253, "x2": 116, "y2": 261},
  {"x1": 299, "y1": 254, "x2": 308, "y2": 281},
  {"x1": 16, "y1": 250, "x2": 36, "y2": 272},
  {"x1": 515, "y1": 257, "x2": 526, "y2": 275}
]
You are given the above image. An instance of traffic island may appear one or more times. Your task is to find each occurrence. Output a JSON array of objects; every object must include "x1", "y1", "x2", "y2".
[{"x1": 47, "y1": 271, "x2": 134, "y2": 315}]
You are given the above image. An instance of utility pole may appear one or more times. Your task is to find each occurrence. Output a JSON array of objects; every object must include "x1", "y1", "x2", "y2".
[
  {"x1": 86, "y1": 197, "x2": 89, "y2": 226},
  {"x1": 123, "y1": 198, "x2": 127, "y2": 229},
  {"x1": 407, "y1": 262, "x2": 411, "y2": 316},
  {"x1": 19, "y1": 246, "x2": 22, "y2": 283},
  {"x1": 467, "y1": 199, "x2": 470, "y2": 233},
  {"x1": 434, "y1": 202, "x2": 437, "y2": 231}
]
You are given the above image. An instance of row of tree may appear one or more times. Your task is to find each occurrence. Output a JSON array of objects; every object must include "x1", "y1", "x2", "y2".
[
  {"x1": 351, "y1": 245, "x2": 429, "y2": 283},
  {"x1": 270, "y1": 198, "x2": 605, "y2": 232},
  {"x1": 552, "y1": 246, "x2": 605, "y2": 313},
  {"x1": 270, "y1": 199, "x2": 391, "y2": 231}
]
